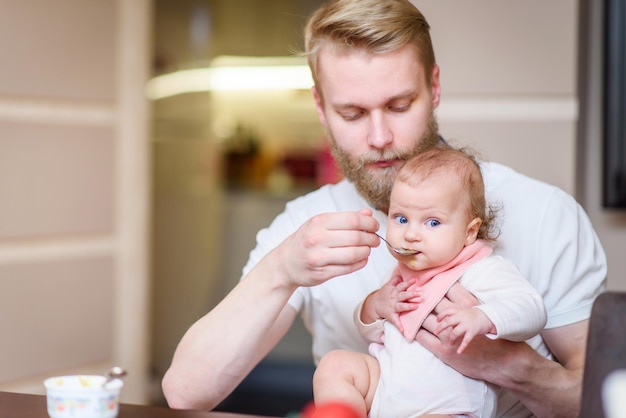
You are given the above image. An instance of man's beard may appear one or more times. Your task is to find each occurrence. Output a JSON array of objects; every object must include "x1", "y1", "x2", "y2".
[{"x1": 328, "y1": 113, "x2": 440, "y2": 212}]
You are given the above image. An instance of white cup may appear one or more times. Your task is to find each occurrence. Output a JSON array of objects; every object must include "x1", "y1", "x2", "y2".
[{"x1": 44, "y1": 375, "x2": 124, "y2": 418}]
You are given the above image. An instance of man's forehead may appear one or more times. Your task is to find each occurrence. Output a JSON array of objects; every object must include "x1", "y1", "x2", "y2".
[{"x1": 316, "y1": 44, "x2": 425, "y2": 80}]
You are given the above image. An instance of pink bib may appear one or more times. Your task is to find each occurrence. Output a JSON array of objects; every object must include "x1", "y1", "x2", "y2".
[{"x1": 399, "y1": 240, "x2": 493, "y2": 340}]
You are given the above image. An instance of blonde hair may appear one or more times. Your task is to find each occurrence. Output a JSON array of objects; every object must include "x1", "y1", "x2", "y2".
[
  {"x1": 396, "y1": 147, "x2": 500, "y2": 241},
  {"x1": 304, "y1": 0, "x2": 436, "y2": 86}
]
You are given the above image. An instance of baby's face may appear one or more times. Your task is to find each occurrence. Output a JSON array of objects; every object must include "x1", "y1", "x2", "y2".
[{"x1": 386, "y1": 177, "x2": 476, "y2": 270}]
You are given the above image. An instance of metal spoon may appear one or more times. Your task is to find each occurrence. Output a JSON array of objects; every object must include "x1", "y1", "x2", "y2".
[
  {"x1": 103, "y1": 366, "x2": 127, "y2": 386},
  {"x1": 374, "y1": 232, "x2": 419, "y2": 256}
]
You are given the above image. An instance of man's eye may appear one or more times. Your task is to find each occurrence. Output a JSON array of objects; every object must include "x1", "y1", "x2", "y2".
[
  {"x1": 340, "y1": 110, "x2": 363, "y2": 121},
  {"x1": 388, "y1": 101, "x2": 411, "y2": 112},
  {"x1": 389, "y1": 104, "x2": 410, "y2": 112},
  {"x1": 426, "y1": 219, "x2": 440, "y2": 227}
]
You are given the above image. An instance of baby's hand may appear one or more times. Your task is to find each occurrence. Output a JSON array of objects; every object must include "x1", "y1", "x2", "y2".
[
  {"x1": 434, "y1": 307, "x2": 494, "y2": 354},
  {"x1": 371, "y1": 274, "x2": 422, "y2": 332}
]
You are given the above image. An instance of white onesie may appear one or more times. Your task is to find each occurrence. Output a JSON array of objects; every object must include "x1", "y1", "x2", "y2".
[{"x1": 361, "y1": 255, "x2": 546, "y2": 418}]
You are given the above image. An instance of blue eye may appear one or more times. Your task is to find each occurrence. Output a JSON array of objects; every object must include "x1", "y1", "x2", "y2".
[
  {"x1": 394, "y1": 215, "x2": 408, "y2": 224},
  {"x1": 426, "y1": 219, "x2": 440, "y2": 227}
]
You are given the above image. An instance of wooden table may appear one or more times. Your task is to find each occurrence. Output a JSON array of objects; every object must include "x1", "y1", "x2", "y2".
[{"x1": 0, "y1": 391, "x2": 273, "y2": 418}]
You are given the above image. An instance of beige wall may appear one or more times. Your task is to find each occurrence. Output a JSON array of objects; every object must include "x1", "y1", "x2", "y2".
[
  {"x1": 0, "y1": 0, "x2": 152, "y2": 403},
  {"x1": 417, "y1": 0, "x2": 578, "y2": 195}
]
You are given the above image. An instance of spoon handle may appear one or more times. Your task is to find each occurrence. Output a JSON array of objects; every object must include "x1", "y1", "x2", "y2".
[
  {"x1": 374, "y1": 232, "x2": 418, "y2": 256},
  {"x1": 103, "y1": 367, "x2": 127, "y2": 386}
]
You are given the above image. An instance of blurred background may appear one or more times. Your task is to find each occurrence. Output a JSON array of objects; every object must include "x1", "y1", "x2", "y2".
[{"x1": 0, "y1": 0, "x2": 625, "y2": 416}]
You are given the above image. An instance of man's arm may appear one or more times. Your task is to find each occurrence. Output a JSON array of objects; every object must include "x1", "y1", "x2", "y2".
[
  {"x1": 417, "y1": 284, "x2": 588, "y2": 418},
  {"x1": 161, "y1": 256, "x2": 298, "y2": 411},
  {"x1": 504, "y1": 322, "x2": 587, "y2": 418},
  {"x1": 162, "y1": 210, "x2": 380, "y2": 411}
]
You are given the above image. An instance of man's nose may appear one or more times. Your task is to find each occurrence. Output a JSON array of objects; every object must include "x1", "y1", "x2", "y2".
[{"x1": 367, "y1": 112, "x2": 393, "y2": 148}]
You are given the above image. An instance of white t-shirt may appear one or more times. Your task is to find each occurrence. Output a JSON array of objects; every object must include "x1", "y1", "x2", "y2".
[{"x1": 241, "y1": 161, "x2": 607, "y2": 418}]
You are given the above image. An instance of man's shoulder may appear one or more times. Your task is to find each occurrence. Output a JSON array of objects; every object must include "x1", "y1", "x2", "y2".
[
  {"x1": 481, "y1": 161, "x2": 554, "y2": 191},
  {"x1": 480, "y1": 161, "x2": 567, "y2": 205}
]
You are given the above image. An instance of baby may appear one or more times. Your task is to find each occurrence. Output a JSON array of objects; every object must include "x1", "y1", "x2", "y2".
[{"x1": 313, "y1": 147, "x2": 547, "y2": 418}]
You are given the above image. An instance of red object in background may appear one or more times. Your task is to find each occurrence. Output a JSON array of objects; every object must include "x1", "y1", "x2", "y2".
[
  {"x1": 282, "y1": 154, "x2": 317, "y2": 183},
  {"x1": 300, "y1": 401, "x2": 362, "y2": 418},
  {"x1": 316, "y1": 142, "x2": 342, "y2": 186}
]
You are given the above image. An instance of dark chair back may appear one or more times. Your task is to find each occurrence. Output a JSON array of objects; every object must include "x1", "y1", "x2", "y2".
[{"x1": 579, "y1": 291, "x2": 626, "y2": 418}]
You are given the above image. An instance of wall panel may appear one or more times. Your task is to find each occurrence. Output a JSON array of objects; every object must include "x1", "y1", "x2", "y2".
[
  {"x1": 0, "y1": 123, "x2": 114, "y2": 239},
  {"x1": 0, "y1": 0, "x2": 116, "y2": 101},
  {"x1": 0, "y1": 0, "x2": 151, "y2": 403},
  {"x1": 441, "y1": 119, "x2": 576, "y2": 195},
  {"x1": 0, "y1": 257, "x2": 114, "y2": 381},
  {"x1": 419, "y1": 0, "x2": 577, "y2": 95}
]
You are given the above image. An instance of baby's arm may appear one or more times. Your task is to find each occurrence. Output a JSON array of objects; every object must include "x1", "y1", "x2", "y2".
[
  {"x1": 435, "y1": 307, "x2": 495, "y2": 354},
  {"x1": 433, "y1": 256, "x2": 547, "y2": 353}
]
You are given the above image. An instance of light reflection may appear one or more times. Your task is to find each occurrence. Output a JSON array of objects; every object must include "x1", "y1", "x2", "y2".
[{"x1": 146, "y1": 56, "x2": 313, "y2": 100}]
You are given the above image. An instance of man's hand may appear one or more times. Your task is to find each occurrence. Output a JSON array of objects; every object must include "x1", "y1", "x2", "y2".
[
  {"x1": 417, "y1": 283, "x2": 493, "y2": 376},
  {"x1": 417, "y1": 283, "x2": 524, "y2": 382},
  {"x1": 163, "y1": 209, "x2": 380, "y2": 411},
  {"x1": 417, "y1": 283, "x2": 589, "y2": 418},
  {"x1": 274, "y1": 209, "x2": 380, "y2": 289}
]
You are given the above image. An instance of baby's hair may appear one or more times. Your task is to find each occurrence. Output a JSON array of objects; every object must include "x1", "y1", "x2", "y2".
[{"x1": 396, "y1": 146, "x2": 500, "y2": 241}]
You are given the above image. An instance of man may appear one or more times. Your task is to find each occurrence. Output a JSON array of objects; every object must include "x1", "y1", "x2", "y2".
[{"x1": 162, "y1": 1, "x2": 607, "y2": 417}]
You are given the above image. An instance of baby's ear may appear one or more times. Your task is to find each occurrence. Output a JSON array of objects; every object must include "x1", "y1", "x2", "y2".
[{"x1": 465, "y1": 217, "x2": 482, "y2": 246}]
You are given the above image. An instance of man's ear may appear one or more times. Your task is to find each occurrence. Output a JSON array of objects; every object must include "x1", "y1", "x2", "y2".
[
  {"x1": 431, "y1": 64, "x2": 441, "y2": 109},
  {"x1": 311, "y1": 85, "x2": 328, "y2": 128},
  {"x1": 465, "y1": 217, "x2": 482, "y2": 246}
]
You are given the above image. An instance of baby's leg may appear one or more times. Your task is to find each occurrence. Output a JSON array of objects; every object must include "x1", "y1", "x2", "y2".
[{"x1": 313, "y1": 349, "x2": 380, "y2": 417}]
